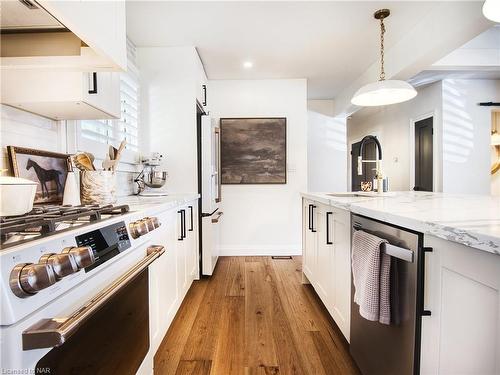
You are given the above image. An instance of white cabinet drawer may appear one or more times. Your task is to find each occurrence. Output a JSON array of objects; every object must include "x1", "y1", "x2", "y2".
[{"x1": 1, "y1": 70, "x2": 120, "y2": 120}]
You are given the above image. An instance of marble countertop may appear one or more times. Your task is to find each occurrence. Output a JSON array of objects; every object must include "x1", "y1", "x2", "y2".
[
  {"x1": 117, "y1": 193, "x2": 200, "y2": 214},
  {"x1": 301, "y1": 191, "x2": 500, "y2": 256}
]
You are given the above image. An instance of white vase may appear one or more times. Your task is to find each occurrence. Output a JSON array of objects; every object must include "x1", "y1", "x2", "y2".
[{"x1": 63, "y1": 172, "x2": 81, "y2": 206}]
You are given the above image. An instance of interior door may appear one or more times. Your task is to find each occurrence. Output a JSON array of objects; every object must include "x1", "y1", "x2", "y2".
[
  {"x1": 414, "y1": 117, "x2": 433, "y2": 192},
  {"x1": 351, "y1": 140, "x2": 376, "y2": 191}
]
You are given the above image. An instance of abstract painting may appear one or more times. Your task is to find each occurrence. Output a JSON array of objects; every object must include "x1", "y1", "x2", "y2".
[
  {"x1": 7, "y1": 146, "x2": 71, "y2": 204},
  {"x1": 220, "y1": 118, "x2": 286, "y2": 184}
]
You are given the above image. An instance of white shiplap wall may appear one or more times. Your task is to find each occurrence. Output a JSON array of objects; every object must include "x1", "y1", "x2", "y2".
[
  {"x1": 0, "y1": 105, "x2": 66, "y2": 170},
  {"x1": 0, "y1": 105, "x2": 136, "y2": 196}
]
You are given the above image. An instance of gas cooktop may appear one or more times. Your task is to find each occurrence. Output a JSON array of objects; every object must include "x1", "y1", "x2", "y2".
[{"x1": 0, "y1": 204, "x2": 130, "y2": 249}]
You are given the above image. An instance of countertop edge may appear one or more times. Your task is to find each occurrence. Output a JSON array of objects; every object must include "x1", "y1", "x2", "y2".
[{"x1": 301, "y1": 192, "x2": 500, "y2": 256}]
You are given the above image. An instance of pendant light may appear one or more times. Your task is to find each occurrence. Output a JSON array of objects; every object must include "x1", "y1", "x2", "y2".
[
  {"x1": 483, "y1": 0, "x2": 500, "y2": 22},
  {"x1": 351, "y1": 9, "x2": 417, "y2": 107}
]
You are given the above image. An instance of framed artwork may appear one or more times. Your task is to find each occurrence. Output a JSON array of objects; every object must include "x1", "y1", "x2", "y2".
[
  {"x1": 220, "y1": 118, "x2": 286, "y2": 184},
  {"x1": 7, "y1": 146, "x2": 72, "y2": 204}
]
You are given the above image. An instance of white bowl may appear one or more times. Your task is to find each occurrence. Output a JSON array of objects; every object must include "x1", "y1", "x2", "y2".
[{"x1": 0, "y1": 176, "x2": 37, "y2": 216}]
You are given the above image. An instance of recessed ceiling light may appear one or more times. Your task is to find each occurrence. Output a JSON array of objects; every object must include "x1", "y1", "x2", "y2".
[{"x1": 243, "y1": 61, "x2": 253, "y2": 69}]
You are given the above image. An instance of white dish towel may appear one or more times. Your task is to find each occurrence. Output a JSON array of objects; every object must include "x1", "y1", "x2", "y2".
[{"x1": 352, "y1": 230, "x2": 391, "y2": 325}]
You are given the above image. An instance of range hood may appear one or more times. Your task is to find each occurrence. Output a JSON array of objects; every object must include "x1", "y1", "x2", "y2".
[{"x1": 0, "y1": 0, "x2": 66, "y2": 32}]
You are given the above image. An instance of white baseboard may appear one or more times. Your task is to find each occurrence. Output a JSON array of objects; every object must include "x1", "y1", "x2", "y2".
[{"x1": 217, "y1": 245, "x2": 302, "y2": 257}]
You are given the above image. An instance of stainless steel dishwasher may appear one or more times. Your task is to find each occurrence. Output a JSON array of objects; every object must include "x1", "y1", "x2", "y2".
[{"x1": 350, "y1": 214, "x2": 431, "y2": 375}]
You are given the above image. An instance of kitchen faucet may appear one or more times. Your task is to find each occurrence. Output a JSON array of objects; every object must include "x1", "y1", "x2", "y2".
[{"x1": 357, "y1": 135, "x2": 384, "y2": 192}]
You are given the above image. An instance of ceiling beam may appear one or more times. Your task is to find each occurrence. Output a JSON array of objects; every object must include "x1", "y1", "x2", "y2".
[{"x1": 333, "y1": 1, "x2": 494, "y2": 118}]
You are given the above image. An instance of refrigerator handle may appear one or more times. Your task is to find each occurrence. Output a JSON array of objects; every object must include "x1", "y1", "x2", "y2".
[{"x1": 215, "y1": 127, "x2": 221, "y2": 203}]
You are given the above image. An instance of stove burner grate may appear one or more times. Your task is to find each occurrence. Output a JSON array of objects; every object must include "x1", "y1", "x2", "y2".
[{"x1": 0, "y1": 204, "x2": 130, "y2": 249}]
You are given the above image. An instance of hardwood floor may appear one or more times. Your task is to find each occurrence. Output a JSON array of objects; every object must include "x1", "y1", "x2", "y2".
[{"x1": 154, "y1": 256, "x2": 360, "y2": 375}]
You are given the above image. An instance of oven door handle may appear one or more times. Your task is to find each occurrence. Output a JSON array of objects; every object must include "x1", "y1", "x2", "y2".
[{"x1": 22, "y1": 245, "x2": 165, "y2": 351}]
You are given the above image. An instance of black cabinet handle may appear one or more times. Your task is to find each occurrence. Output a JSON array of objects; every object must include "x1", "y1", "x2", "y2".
[
  {"x1": 188, "y1": 206, "x2": 194, "y2": 232},
  {"x1": 202, "y1": 84, "x2": 207, "y2": 106},
  {"x1": 182, "y1": 209, "x2": 186, "y2": 239},
  {"x1": 178, "y1": 210, "x2": 185, "y2": 241},
  {"x1": 311, "y1": 205, "x2": 317, "y2": 233},
  {"x1": 326, "y1": 212, "x2": 333, "y2": 245},
  {"x1": 420, "y1": 246, "x2": 433, "y2": 317},
  {"x1": 88, "y1": 72, "x2": 98, "y2": 94}
]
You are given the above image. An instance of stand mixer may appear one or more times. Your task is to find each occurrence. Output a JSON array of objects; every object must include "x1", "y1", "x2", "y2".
[{"x1": 134, "y1": 152, "x2": 168, "y2": 196}]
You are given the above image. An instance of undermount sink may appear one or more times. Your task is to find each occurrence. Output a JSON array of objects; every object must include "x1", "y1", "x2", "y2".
[
  {"x1": 326, "y1": 191, "x2": 396, "y2": 198},
  {"x1": 326, "y1": 192, "x2": 374, "y2": 198}
]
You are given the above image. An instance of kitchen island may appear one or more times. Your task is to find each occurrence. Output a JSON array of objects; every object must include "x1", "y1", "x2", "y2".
[
  {"x1": 301, "y1": 191, "x2": 500, "y2": 375},
  {"x1": 302, "y1": 191, "x2": 500, "y2": 255}
]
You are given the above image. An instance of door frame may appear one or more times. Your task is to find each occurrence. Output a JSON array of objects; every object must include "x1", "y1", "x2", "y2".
[
  {"x1": 348, "y1": 132, "x2": 381, "y2": 192},
  {"x1": 409, "y1": 111, "x2": 440, "y2": 192}
]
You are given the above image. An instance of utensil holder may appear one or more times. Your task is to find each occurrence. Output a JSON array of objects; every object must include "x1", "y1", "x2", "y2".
[{"x1": 80, "y1": 171, "x2": 116, "y2": 205}]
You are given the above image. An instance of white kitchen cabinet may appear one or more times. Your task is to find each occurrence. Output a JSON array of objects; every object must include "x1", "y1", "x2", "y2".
[
  {"x1": 40, "y1": 0, "x2": 126, "y2": 70},
  {"x1": 420, "y1": 235, "x2": 500, "y2": 375},
  {"x1": 195, "y1": 56, "x2": 208, "y2": 110},
  {"x1": 302, "y1": 198, "x2": 352, "y2": 342},
  {"x1": 329, "y1": 207, "x2": 351, "y2": 341},
  {"x1": 148, "y1": 200, "x2": 199, "y2": 358},
  {"x1": 149, "y1": 208, "x2": 179, "y2": 353},
  {"x1": 1, "y1": 70, "x2": 120, "y2": 120},
  {"x1": 314, "y1": 203, "x2": 332, "y2": 304},
  {"x1": 1, "y1": 0, "x2": 127, "y2": 71},
  {"x1": 185, "y1": 203, "x2": 199, "y2": 280},
  {"x1": 176, "y1": 207, "x2": 188, "y2": 299},
  {"x1": 176, "y1": 202, "x2": 199, "y2": 300},
  {"x1": 302, "y1": 199, "x2": 317, "y2": 281}
]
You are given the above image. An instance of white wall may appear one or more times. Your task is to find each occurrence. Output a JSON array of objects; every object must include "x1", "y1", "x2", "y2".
[
  {"x1": 307, "y1": 100, "x2": 347, "y2": 192},
  {"x1": 0, "y1": 105, "x2": 137, "y2": 198},
  {"x1": 209, "y1": 79, "x2": 307, "y2": 256},
  {"x1": 0, "y1": 105, "x2": 66, "y2": 169},
  {"x1": 442, "y1": 79, "x2": 500, "y2": 195},
  {"x1": 137, "y1": 46, "x2": 199, "y2": 194},
  {"x1": 348, "y1": 82, "x2": 443, "y2": 191}
]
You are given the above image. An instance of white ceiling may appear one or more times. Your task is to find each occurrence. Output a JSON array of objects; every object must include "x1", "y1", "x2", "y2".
[{"x1": 126, "y1": 1, "x2": 477, "y2": 99}]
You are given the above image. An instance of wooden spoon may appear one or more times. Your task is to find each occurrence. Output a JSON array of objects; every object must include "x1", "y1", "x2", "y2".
[
  {"x1": 102, "y1": 154, "x2": 115, "y2": 171},
  {"x1": 112, "y1": 140, "x2": 127, "y2": 171},
  {"x1": 85, "y1": 152, "x2": 95, "y2": 167},
  {"x1": 74, "y1": 153, "x2": 95, "y2": 171},
  {"x1": 109, "y1": 145, "x2": 116, "y2": 160}
]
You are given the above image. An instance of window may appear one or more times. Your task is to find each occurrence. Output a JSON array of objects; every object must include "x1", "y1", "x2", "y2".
[{"x1": 78, "y1": 38, "x2": 140, "y2": 158}]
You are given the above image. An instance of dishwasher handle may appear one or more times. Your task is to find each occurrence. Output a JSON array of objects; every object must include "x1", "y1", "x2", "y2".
[{"x1": 382, "y1": 243, "x2": 414, "y2": 263}]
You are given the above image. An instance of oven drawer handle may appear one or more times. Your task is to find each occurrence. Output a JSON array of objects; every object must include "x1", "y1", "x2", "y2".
[
  {"x1": 21, "y1": 245, "x2": 165, "y2": 351},
  {"x1": 211, "y1": 211, "x2": 223, "y2": 223}
]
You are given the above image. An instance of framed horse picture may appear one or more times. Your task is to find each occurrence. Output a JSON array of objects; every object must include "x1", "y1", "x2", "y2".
[{"x1": 7, "y1": 146, "x2": 72, "y2": 204}]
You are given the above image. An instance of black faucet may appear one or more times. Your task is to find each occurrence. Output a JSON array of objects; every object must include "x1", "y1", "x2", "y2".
[{"x1": 357, "y1": 135, "x2": 383, "y2": 191}]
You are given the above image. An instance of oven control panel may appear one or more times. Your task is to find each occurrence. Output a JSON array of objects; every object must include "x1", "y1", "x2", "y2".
[{"x1": 75, "y1": 221, "x2": 131, "y2": 273}]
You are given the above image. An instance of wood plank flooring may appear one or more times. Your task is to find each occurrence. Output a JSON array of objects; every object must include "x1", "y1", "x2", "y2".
[{"x1": 154, "y1": 256, "x2": 360, "y2": 375}]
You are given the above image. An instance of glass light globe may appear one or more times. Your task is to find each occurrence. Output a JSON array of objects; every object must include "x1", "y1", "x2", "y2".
[
  {"x1": 483, "y1": 0, "x2": 500, "y2": 22},
  {"x1": 351, "y1": 80, "x2": 417, "y2": 107}
]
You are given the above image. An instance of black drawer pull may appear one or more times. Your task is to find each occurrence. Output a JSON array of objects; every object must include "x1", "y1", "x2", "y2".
[{"x1": 326, "y1": 212, "x2": 333, "y2": 244}]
